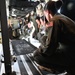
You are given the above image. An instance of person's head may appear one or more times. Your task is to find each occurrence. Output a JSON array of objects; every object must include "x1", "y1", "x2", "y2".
[
  {"x1": 35, "y1": 16, "x2": 41, "y2": 25},
  {"x1": 44, "y1": 0, "x2": 63, "y2": 22},
  {"x1": 31, "y1": 11, "x2": 34, "y2": 16},
  {"x1": 40, "y1": 16, "x2": 45, "y2": 25}
]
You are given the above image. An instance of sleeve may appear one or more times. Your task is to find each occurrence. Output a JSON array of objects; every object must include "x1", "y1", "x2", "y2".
[{"x1": 38, "y1": 20, "x2": 61, "y2": 56}]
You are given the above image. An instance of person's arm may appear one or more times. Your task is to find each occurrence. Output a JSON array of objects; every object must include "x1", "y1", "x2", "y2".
[
  {"x1": 38, "y1": 20, "x2": 60, "y2": 56},
  {"x1": 30, "y1": 22, "x2": 35, "y2": 37}
]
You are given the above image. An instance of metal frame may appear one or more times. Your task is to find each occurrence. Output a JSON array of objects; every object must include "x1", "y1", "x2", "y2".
[{"x1": 0, "y1": 0, "x2": 12, "y2": 74}]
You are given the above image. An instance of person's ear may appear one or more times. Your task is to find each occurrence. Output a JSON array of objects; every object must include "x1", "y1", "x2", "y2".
[
  {"x1": 48, "y1": 10, "x2": 51, "y2": 14},
  {"x1": 44, "y1": 10, "x2": 50, "y2": 15},
  {"x1": 45, "y1": 10, "x2": 49, "y2": 13}
]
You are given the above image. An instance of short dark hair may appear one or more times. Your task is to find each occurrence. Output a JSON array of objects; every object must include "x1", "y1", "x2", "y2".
[
  {"x1": 40, "y1": 16, "x2": 44, "y2": 21},
  {"x1": 35, "y1": 16, "x2": 40, "y2": 20},
  {"x1": 44, "y1": 1, "x2": 63, "y2": 14}
]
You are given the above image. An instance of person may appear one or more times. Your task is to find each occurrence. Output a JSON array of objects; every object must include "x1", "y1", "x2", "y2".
[
  {"x1": 33, "y1": 0, "x2": 75, "y2": 75},
  {"x1": 8, "y1": 17, "x2": 13, "y2": 39},
  {"x1": 37, "y1": 16, "x2": 46, "y2": 42},
  {"x1": 35, "y1": 16, "x2": 41, "y2": 29},
  {"x1": 30, "y1": 11, "x2": 39, "y2": 39}
]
